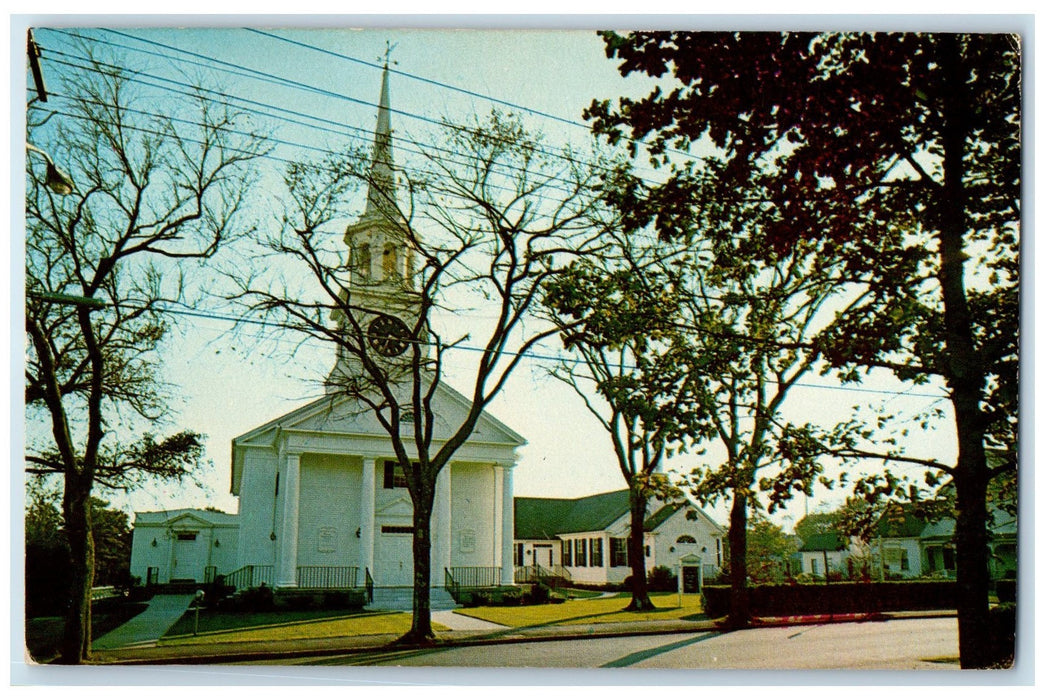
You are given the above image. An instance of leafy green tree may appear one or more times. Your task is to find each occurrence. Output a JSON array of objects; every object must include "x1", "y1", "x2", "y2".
[
  {"x1": 25, "y1": 487, "x2": 132, "y2": 616},
  {"x1": 543, "y1": 231, "x2": 698, "y2": 611},
  {"x1": 25, "y1": 40, "x2": 263, "y2": 663},
  {"x1": 744, "y1": 516, "x2": 799, "y2": 583},
  {"x1": 553, "y1": 159, "x2": 873, "y2": 627},
  {"x1": 587, "y1": 31, "x2": 1019, "y2": 668},
  {"x1": 793, "y1": 511, "x2": 843, "y2": 543}
]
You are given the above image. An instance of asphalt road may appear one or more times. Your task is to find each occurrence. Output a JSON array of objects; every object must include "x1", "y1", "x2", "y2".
[{"x1": 273, "y1": 617, "x2": 960, "y2": 670}]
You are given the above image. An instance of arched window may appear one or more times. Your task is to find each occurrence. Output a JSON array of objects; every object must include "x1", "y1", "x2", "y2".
[
  {"x1": 355, "y1": 243, "x2": 371, "y2": 279},
  {"x1": 676, "y1": 535, "x2": 697, "y2": 544},
  {"x1": 383, "y1": 244, "x2": 398, "y2": 279}
]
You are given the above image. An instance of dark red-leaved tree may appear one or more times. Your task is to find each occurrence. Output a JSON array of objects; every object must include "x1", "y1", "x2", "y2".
[{"x1": 587, "y1": 31, "x2": 1019, "y2": 669}]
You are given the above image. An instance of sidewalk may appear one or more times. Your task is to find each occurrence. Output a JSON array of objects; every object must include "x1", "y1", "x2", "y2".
[
  {"x1": 92, "y1": 594, "x2": 196, "y2": 650},
  {"x1": 88, "y1": 609, "x2": 956, "y2": 666}
]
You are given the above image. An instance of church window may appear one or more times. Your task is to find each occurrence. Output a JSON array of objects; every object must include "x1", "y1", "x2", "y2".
[
  {"x1": 562, "y1": 539, "x2": 572, "y2": 566},
  {"x1": 676, "y1": 535, "x2": 696, "y2": 544},
  {"x1": 383, "y1": 245, "x2": 398, "y2": 279},
  {"x1": 176, "y1": 532, "x2": 198, "y2": 541},
  {"x1": 383, "y1": 461, "x2": 409, "y2": 489},
  {"x1": 355, "y1": 243, "x2": 371, "y2": 279},
  {"x1": 514, "y1": 543, "x2": 524, "y2": 567}
]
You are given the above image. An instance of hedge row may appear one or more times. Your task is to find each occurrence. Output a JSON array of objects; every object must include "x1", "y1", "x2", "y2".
[{"x1": 702, "y1": 581, "x2": 959, "y2": 618}]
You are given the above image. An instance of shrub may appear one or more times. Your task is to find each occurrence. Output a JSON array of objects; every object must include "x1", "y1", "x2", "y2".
[
  {"x1": 702, "y1": 580, "x2": 961, "y2": 618},
  {"x1": 528, "y1": 582, "x2": 552, "y2": 605},
  {"x1": 986, "y1": 603, "x2": 1016, "y2": 668},
  {"x1": 225, "y1": 584, "x2": 275, "y2": 612},
  {"x1": 648, "y1": 566, "x2": 677, "y2": 592},
  {"x1": 995, "y1": 578, "x2": 1016, "y2": 603}
]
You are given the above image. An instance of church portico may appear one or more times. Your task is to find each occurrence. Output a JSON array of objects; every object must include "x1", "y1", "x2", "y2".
[{"x1": 233, "y1": 402, "x2": 522, "y2": 591}]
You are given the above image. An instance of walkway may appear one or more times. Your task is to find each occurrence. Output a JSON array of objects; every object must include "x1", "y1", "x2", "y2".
[
  {"x1": 92, "y1": 594, "x2": 196, "y2": 650},
  {"x1": 431, "y1": 610, "x2": 508, "y2": 631}
]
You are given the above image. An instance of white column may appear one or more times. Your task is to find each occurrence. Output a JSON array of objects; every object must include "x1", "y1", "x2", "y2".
[
  {"x1": 433, "y1": 464, "x2": 452, "y2": 586},
  {"x1": 359, "y1": 457, "x2": 377, "y2": 580},
  {"x1": 499, "y1": 464, "x2": 515, "y2": 585},
  {"x1": 276, "y1": 453, "x2": 301, "y2": 587},
  {"x1": 493, "y1": 466, "x2": 503, "y2": 570}
]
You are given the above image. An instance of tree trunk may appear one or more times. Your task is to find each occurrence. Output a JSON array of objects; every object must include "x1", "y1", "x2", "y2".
[
  {"x1": 727, "y1": 490, "x2": 750, "y2": 628},
  {"x1": 60, "y1": 475, "x2": 94, "y2": 664},
  {"x1": 938, "y1": 34, "x2": 995, "y2": 670},
  {"x1": 399, "y1": 499, "x2": 435, "y2": 645},
  {"x1": 624, "y1": 485, "x2": 655, "y2": 611}
]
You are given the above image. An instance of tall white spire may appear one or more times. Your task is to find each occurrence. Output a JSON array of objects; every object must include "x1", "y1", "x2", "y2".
[{"x1": 363, "y1": 61, "x2": 396, "y2": 220}]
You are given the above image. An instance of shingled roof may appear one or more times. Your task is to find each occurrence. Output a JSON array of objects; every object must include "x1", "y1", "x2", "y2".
[
  {"x1": 514, "y1": 490, "x2": 684, "y2": 540},
  {"x1": 799, "y1": 532, "x2": 848, "y2": 552}
]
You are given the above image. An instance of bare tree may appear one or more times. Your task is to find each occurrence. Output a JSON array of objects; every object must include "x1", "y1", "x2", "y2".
[
  {"x1": 235, "y1": 99, "x2": 605, "y2": 643},
  {"x1": 24, "y1": 42, "x2": 265, "y2": 663}
]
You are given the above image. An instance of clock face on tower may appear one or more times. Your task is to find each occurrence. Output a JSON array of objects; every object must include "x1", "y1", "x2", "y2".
[{"x1": 368, "y1": 314, "x2": 411, "y2": 357}]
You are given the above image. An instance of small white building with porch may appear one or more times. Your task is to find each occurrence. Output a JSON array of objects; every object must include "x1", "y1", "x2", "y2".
[{"x1": 129, "y1": 509, "x2": 240, "y2": 586}]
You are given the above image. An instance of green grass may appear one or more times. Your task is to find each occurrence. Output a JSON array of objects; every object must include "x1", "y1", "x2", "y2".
[
  {"x1": 153, "y1": 591, "x2": 703, "y2": 646},
  {"x1": 160, "y1": 609, "x2": 447, "y2": 646},
  {"x1": 454, "y1": 592, "x2": 705, "y2": 628}
]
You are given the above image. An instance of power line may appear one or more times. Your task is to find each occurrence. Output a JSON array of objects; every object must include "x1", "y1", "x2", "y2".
[
  {"x1": 243, "y1": 28, "x2": 691, "y2": 179},
  {"x1": 39, "y1": 46, "x2": 603, "y2": 205},
  {"x1": 95, "y1": 297, "x2": 947, "y2": 401},
  {"x1": 46, "y1": 28, "x2": 653, "y2": 188}
]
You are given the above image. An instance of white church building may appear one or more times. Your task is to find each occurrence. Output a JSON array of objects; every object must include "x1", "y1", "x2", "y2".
[
  {"x1": 131, "y1": 62, "x2": 522, "y2": 595},
  {"x1": 129, "y1": 63, "x2": 723, "y2": 598}
]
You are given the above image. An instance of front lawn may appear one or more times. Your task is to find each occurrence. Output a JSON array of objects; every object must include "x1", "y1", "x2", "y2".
[
  {"x1": 454, "y1": 591, "x2": 705, "y2": 628},
  {"x1": 161, "y1": 609, "x2": 447, "y2": 646}
]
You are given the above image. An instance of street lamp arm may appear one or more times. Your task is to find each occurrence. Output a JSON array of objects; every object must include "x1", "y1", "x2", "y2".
[{"x1": 26, "y1": 143, "x2": 75, "y2": 195}]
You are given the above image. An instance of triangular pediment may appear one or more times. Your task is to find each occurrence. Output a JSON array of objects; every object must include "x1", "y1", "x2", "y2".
[
  {"x1": 233, "y1": 382, "x2": 525, "y2": 447},
  {"x1": 163, "y1": 512, "x2": 214, "y2": 529}
]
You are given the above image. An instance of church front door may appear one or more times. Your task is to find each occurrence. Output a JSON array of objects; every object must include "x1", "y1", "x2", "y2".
[{"x1": 375, "y1": 524, "x2": 414, "y2": 586}]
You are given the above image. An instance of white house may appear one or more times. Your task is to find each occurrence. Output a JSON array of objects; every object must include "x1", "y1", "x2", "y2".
[
  {"x1": 513, "y1": 490, "x2": 724, "y2": 586},
  {"x1": 129, "y1": 509, "x2": 239, "y2": 586},
  {"x1": 797, "y1": 532, "x2": 863, "y2": 579}
]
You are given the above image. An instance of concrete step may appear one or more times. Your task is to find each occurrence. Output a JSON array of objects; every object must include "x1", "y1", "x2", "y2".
[{"x1": 368, "y1": 586, "x2": 458, "y2": 611}]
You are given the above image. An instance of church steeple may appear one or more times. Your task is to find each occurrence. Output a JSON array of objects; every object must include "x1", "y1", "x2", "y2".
[
  {"x1": 328, "y1": 59, "x2": 420, "y2": 393},
  {"x1": 363, "y1": 62, "x2": 396, "y2": 221}
]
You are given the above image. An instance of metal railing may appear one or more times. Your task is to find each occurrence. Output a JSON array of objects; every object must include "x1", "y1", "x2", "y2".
[
  {"x1": 448, "y1": 566, "x2": 501, "y2": 589},
  {"x1": 90, "y1": 586, "x2": 120, "y2": 601},
  {"x1": 296, "y1": 566, "x2": 359, "y2": 589},
  {"x1": 515, "y1": 564, "x2": 571, "y2": 587},
  {"x1": 222, "y1": 564, "x2": 274, "y2": 591},
  {"x1": 365, "y1": 568, "x2": 374, "y2": 604}
]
